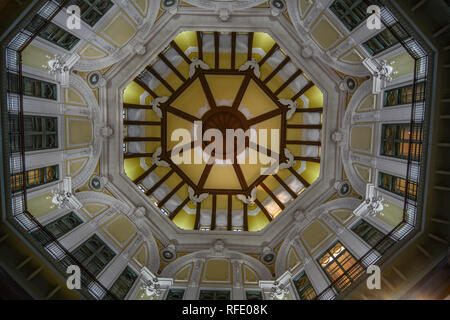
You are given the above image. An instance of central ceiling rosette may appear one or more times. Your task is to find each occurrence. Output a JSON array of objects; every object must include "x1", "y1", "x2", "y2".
[{"x1": 122, "y1": 31, "x2": 323, "y2": 232}]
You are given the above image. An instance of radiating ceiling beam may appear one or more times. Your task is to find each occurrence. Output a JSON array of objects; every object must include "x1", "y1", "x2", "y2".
[
  {"x1": 286, "y1": 140, "x2": 321, "y2": 146},
  {"x1": 211, "y1": 194, "x2": 217, "y2": 230},
  {"x1": 158, "y1": 53, "x2": 187, "y2": 82},
  {"x1": 145, "y1": 169, "x2": 174, "y2": 195},
  {"x1": 254, "y1": 199, "x2": 273, "y2": 222},
  {"x1": 243, "y1": 203, "x2": 248, "y2": 232},
  {"x1": 123, "y1": 103, "x2": 152, "y2": 110},
  {"x1": 295, "y1": 107, "x2": 323, "y2": 113},
  {"x1": 166, "y1": 105, "x2": 200, "y2": 123},
  {"x1": 232, "y1": 73, "x2": 251, "y2": 109},
  {"x1": 231, "y1": 32, "x2": 236, "y2": 70},
  {"x1": 124, "y1": 137, "x2": 161, "y2": 142},
  {"x1": 260, "y1": 182, "x2": 285, "y2": 210},
  {"x1": 294, "y1": 156, "x2": 321, "y2": 163},
  {"x1": 134, "y1": 78, "x2": 158, "y2": 98},
  {"x1": 171, "y1": 40, "x2": 191, "y2": 64},
  {"x1": 166, "y1": 159, "x2": 198, "y2": 192},
  {"x1": 194, "y1": 202, "x2": 201, "y2": 230},
  {"x1": 288, "y1": 167, "x2": 310, "y2": 187},
  {"x1": 198, "y1": 163, "x2": 214, "y2": 190},
  {"x1": 133, "y1": 164, "x2": 157, "y2": 184},
  {"x1": 124, "y1": 153, "x2": 153, "y2": 159},
  {"x1": 274, "y1": 69, "x2": 303, "y2": 96},
  {"x1": 197, "y1": 31, "x2": 203, "y2": 61},
  {"x1": 233, "y1": 163, "x2": 248, "y2": 190},
  {"x1": 292, "y1": 81, "x2": 314, "y2": 101},
  {"x1": 146, "y1": 66, "x2": 175, "y2": 93},
  {"x1": 273, "y1": 174, "x2": 297, "y2": 199},
  {"x1": 169, "y1": 198, "x2": 190, "y2": 220},
  {"x1": 249, "y1": 72, "x2": 286, "y2": 109},
  {"x1": 124, "y1": 120, "x2": 161, "y2": 126},
  {"x1": 158, "y1": 181, "x2": 185, "y2": 208},
  {"x1": 259, "y1": 43, "x2": 279, "y2": 66},
  {"x1": 198, "y1": 73, "x2": 217, "y2": 108},
  {"x1": 247, "y1": 108, "x2": 284, "y2": 126},
  {"x1": 247, "y1": 32, "x2": 254, "y2": 61},
  {"x1": 214, "y1": 31, "x2": 220, "y2": 70},
  {"x1": 287, "y1": 124, "x2": 322, "y2": 129},
  {"x1": 227, "y1": 194, "x2": 232, "y2": 231},
  {"x1": 263, "y1": 56, "x2": 290, "y2": 84}
]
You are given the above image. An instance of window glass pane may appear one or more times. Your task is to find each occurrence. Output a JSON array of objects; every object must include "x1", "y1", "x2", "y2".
[
  {"x1": 381, "y1": 124, "x2": 422, "y2": 161},
  {"x1": 199, "y1": 290, "x2": 230, "y2": 300},
  {"x1": 67, "y1": 0, "x2": 114, "y2": 27},
  {"x1": 318, "y1": 241, "x2": 364, "y2": 292},
  {"x1": 8, "y1": 73, "x2": 57, "y2": 100},
  {"x1": 11, "y1": 165, "x2": 59, "y2": 192},
  {"x1": 26, "y1": 15, "x2": 80, "y2": 51},
  {"x1": 363, "y1": 23, "x2": 408, "y2": 56},
  {"x1": 246, "y1": 291, "x2": 263, "y2": 300},
  {"x1": 378, "y1": 172, "x2": 417, "y2": 200},
  {"x1": 9, "y1": 115, "x2": 58, "y2": 152},
  {"x1": 105, "y1": 266, "x2": 137, "y2": 300},
  {"x1": 293, "y1": 271, "x2": 316, "y2": 300},
  {"x1": 330, "y1": 0, "x2": 375, "y2": 31},
  {"x1": 351, "y1": 220, "x2": 395, "y2": 254},
  {"x1": 166, "y1": 289, "x2": 185, "y2": 300},
  {"x1": 46, "y1": 212, "x2": 83, "y2": 239},
  {"x1": 63, "y1": 234, "x2": 115, "y2": 279},
  {"x1": 384, "y1": 83, "x2": 425, "y2": 107}
]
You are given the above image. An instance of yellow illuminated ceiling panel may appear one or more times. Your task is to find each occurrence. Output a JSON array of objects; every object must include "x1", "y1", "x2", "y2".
[{"x1": 122, "y1": 31, "x2": 323, "y2": 232}]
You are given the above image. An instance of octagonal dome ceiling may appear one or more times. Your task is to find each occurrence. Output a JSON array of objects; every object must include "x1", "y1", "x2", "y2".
[{"x1": 122, "y1": 31, "x2": 323, "y2": 232}]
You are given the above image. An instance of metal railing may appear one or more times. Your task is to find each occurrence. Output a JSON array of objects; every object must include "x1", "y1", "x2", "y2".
[
  {"x1": 2, "y1": 0, "x2": 116, "y2": 300},
  {"x1": 315, "y1": 2, "x2": 430, "y2": 300}
]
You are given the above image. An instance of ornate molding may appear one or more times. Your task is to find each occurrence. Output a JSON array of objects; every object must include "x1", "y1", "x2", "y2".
[{"x1": 68, "y1": 74, "x2": 103, "y2": 190}]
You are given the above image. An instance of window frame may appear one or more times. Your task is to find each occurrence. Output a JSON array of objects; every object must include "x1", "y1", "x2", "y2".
[
  {"x1": 63, "y1": 234, "x2": 116, "y2": 280},
  {"x1": 378, "y1": 171, "x2": 417, "y2": 201},
  {"x1": 317, "y1": 241, "x2": 364, "y2": 292},
  {"x1": 383, "y1": 82, "x2": 426, "y2": 107},
  {"x1": 166, "y1": 288, "x2": 186, "y2": 300},
  {"x1": 11, "y1": 164, "x2": 59, "y2": 192},
  {"x1": 198, "y1": 289, "x2": 231, "y2": 300},
  {"x1": 329, "y1": 0, "x2": 375, "y2": 31},
  {"x1": 10, "y1": 115, "x2": 59, "y2": 152},
  {"x1": 362, "y1": 23, "x2": 408, "y2": 56},
  {"x1": 380, "y1": 123, "x2": 423, "y2": 161},
  {"x1": 26, "y1": 15, "x2": 80, "y2": 51},
  {"x1": 67, "y1": 0, "x2": 115, "y2": 27},
  {"x1": 8, "y1": 73, "x2": 58, "y2": 100},
  {"x1": 292, "y1": 271, "x2": 317, "y2": 300},
  {"x1": 105, "y1": 266, "x2": 138, "y2": 300},
  {"x1": 351, "y1": 219, "x2": 395, "y2": 254}
]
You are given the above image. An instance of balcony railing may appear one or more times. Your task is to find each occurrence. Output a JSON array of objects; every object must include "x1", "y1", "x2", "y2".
[
  {"x1": 315, "y1": 1, "x2": 431, "y2": 300},
  {"x1": 2, "y1": 0, "x2": 116, "y2": 300}
]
